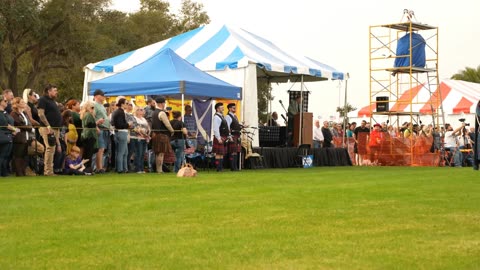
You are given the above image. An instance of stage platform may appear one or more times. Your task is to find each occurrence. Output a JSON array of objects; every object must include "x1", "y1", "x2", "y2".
[{"x1": 251, "y1": 147, "x2": 352, "y2": 168}]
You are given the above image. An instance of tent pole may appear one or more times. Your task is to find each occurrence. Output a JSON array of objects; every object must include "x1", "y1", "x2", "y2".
[
  {"x1": 343, "y1": 73, "x2": 350, "y2": 148},
  {"x1": 268, "y1": 78, "x2": 272, "y2": 125},
  {"x1": 181, "y1": 94, "x2": 185, "y2": 121},
  {"x1": 299, "y1": 75, "x2": 304, "y2": 147}
]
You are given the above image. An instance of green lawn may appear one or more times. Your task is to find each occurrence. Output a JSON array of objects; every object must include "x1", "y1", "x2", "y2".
[{"x1": 0, "y1": 167, "x2": 479, "y2": 269}]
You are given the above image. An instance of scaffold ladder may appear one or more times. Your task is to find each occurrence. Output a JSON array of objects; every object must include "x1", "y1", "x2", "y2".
[{"x1": 426, "y1": 67, "x2": 445, "y2": 128}]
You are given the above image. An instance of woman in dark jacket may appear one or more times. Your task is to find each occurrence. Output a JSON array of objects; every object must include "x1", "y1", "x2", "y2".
[
  {"x1": 111, "y1": 98, "x2": 130, "y2": 173},
  {"x1": 0, "y1": 94, "x2": 16, "y2": 177},
  {"x1": 10, "y1": 97, "x2": 34, "y2": 176}
]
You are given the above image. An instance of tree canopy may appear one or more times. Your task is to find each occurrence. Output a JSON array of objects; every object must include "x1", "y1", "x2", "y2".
[
  {"x1": 451, "y1": 65, "x2": 480, "y2": 83},
  {"x1": 336, "y1": 102, "x2": 357, "y2": 118},
  {"x1": 0, "y1": 0, "x2": 209, "y2": 101}
]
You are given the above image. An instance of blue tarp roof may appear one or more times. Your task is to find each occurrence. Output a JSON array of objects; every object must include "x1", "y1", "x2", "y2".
[
  {"x1": 88, "y1": 48, "x2": 242, "y2": 100},
  {"x1": 394, "y1": 33, "x2": 426, "y2": 68}
]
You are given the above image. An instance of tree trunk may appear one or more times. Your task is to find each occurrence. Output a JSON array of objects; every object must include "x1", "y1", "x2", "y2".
[
  {"x1": 8, "y1": 58, "x2": 18, "y2": 96},
  {"x1": 24, "y1": 46, "x2": 42, "y2": 90}
]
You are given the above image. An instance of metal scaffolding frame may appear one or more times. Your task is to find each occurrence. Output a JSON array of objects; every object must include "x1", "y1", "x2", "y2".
[{"x1": 369, "y1": 21, "x2": 441, "y2": 165}]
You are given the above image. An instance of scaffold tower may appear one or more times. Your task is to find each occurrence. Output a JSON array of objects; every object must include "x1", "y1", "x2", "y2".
[{"x1": 369, "y1": 13, "x2": 441, "y2": 166}]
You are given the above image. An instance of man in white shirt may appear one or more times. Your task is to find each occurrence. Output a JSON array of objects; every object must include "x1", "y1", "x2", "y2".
[
  {"x1": 313, "y1": 120, "x2": 324, "y2": 149},
  {"x1": 212, "y1": 103, "x2": 229, "y2": 171},
  {"x1": 444, "y1": 122, "x2": 465, "y2": 167}
]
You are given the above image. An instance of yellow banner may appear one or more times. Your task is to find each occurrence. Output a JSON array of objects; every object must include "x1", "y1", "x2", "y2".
[
  {"x1": 106, "y1": 96, "x2": 132, "y2": 105},
  {"x1": 166, "y1": 99, "x2": 192, "y2": 119},
  {"x1": 134, "y1": 95, "x2": 146, "y2": 108}
]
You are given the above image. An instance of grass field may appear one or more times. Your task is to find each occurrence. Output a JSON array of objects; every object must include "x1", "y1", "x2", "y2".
[{"x1": 0, "y1": 167, "x2": 479, "y2": 269}]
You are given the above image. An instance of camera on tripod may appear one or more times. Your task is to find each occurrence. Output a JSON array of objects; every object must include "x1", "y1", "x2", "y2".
[{"x1": 459, "y1": 118, "x2": 470, "y2": 126}]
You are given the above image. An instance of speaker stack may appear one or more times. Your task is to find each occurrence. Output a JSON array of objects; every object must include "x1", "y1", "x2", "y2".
[{"x1": 376, "y1": 96, "x2": 389, "y2": 112}]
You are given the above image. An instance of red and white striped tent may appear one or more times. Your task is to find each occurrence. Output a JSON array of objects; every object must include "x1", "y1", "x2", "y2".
[{"x1": 350, "y1": 79, "x2": 480, "y2": 119}]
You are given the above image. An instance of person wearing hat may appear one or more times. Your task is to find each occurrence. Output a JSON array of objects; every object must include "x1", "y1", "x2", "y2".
[
  {"x1": 37, "y1": 84, "x2": 62, "y2": 176},
  {"x1": 368, "y1": 123, "x2": 384, "y2": 164},
  {"x1": 151, "y1": 96, "x2": 174, "y2": 173},
  {"x1": 212, "y1": 102, "x2": 229, "y2": 171},
  {"x1": 92, "y1": 89, "x2": 110, "y2": 173},
  {"x1": 144, "y1": 98, "x2": 156, "y2": 127}
]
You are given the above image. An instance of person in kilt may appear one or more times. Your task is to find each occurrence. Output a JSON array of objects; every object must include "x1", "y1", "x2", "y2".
[
  {"x1": 212, "y1": 102, "x2": 229, "y2": 172},
  {"x1": 225, "y1": 103, "x2": 241, "y2": 171},
  {"x1": 151, "y1": 97, "x2": 174, "y2": 173}
]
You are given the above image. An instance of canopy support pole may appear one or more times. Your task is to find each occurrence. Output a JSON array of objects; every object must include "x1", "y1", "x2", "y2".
[
  {"x1": 298, "y1": 75, "x2": 304, "y2": 147},
  {"x1": 343, "y1": 73, "x2": 350, "y2": 148}
]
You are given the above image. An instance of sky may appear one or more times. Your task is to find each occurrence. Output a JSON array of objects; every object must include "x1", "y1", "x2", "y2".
[{"x1": 110, "y1": 0, "x2": 479, "y2": 121}]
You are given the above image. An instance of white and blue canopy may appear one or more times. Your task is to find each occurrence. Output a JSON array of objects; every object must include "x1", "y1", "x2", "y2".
[
  {"x1": 84, "y1": 23, "x2": 346, "y2": 146},
  {"x1": 89, "y1": 48, "x2": 241, "y2": 100},
  {"x1": 85, "y1": 24, "x2": 345, "y2": 82}
]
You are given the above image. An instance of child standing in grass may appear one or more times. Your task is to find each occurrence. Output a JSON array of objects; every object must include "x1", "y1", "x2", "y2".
[{"x1": 64, "y1": 146, "x2": 91, "y2": 175}]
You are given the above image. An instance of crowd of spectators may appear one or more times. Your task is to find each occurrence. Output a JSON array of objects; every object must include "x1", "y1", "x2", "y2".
[
  {"x1": 1, "y1": 84, "x2": 476, "y2": 176},
  {"x1": 312, "y1": 119, "x2": 475, "y2": 167},
  {"x1": 0, "y1": 86, "x2": 204, "y2": 177}
]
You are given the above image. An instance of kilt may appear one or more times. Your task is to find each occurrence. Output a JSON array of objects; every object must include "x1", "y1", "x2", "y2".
[
  {"x1": 212, "y1": 136, "x2": 227, "y2": 155},
  {"x1": 228, "y1": 135, "x2": 241, "y2": 153},
  {"x1": 152, "y1": 133, "x2": 172, "y2": 154}
]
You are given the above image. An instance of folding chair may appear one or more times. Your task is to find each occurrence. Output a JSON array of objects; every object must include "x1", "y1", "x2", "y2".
[{"x1": 242, "y1": 128, "x2": 264, "y2": 169}]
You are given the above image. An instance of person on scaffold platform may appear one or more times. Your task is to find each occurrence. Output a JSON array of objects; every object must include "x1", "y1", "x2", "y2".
[{"x1": 226, "y1": 103, "x2": 241, "y2": 171}]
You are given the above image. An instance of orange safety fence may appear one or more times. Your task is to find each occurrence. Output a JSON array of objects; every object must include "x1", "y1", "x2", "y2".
[{"x1": 334, "y1": 133, "x2": 441, "y2": 166}]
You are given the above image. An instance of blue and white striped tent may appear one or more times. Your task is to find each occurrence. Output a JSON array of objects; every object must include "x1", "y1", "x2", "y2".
[{"x1": 83, "y1": 23, "x2": 345, "y2": 130}]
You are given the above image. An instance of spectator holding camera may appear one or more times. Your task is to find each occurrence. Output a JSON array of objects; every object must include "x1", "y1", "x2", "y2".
[{"x1": 444, "y1": 122, "x2": 465, "y2": 167}]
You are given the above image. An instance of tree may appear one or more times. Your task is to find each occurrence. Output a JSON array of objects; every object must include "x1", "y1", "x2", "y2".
[
  {"x1": 451, "y1": 65, "x2": 480, "y2": 83},
  {"x1": 336, "y1": 102, "x2": 357, "y2": 117},
  {"x1": 257, "y1": 79, "x2": 274, "y2": 124},
  {"x1": 336, "y1": 102, "x2": 356, "y2": 125},
  {"x1": 175, "y1": 0, "x2": 210, "y2": 33},
  {"x1": 0, "y1": 0, "x2": 110, "y2": 98},
  {"x1": 0, "y1": 0, "x2": 210, "y2": 101}
]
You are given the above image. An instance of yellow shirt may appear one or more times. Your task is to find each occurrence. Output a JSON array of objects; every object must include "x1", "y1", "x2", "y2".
[{"x1": 66, "y1": 123, "x2": 78, "y2": 154}]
